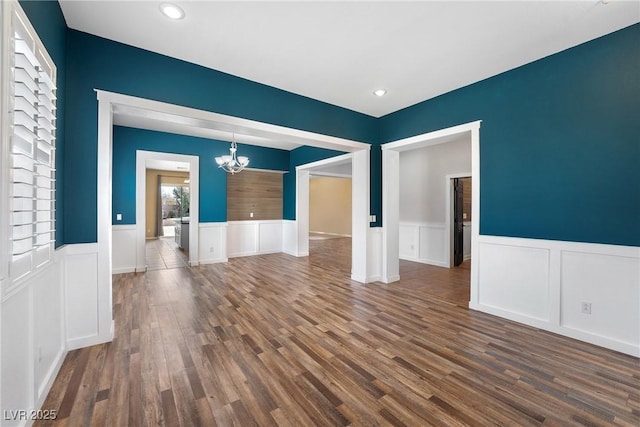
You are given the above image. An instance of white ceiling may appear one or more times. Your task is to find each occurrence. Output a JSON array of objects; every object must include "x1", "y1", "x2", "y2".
[{"x1": 59, "y1": 0, "x2": 639, "y2": 119}]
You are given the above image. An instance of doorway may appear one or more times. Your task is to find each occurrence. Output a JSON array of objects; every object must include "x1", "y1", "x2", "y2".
[
  {"x1": 143, "y1": 166, "x2": 191, "y2": 270},
  {"x1": 308, "y1": 173, "x2": 353, "y2": 276},
  {"x1": 295, "y1": 150, "x2": 371, "y2": 283},
  {"x1": 135, "y1": 150, "x2": 199, "y2": 272},
  {"x1": 381, "y1": 120, "x2": 481, "y2": 307},
  {"x1": 447, "y1": 174, "x2": 472, "y2": 268}
]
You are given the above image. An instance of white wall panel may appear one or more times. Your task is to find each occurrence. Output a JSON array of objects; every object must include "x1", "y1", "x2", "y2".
[
  {"x1": 1, "y1": 285, "x2": 32, "y2": 420},
  {"x1": 228, "y1": 220, "x2": 286, "y2": 258},
  {"x1": 64, "y1": 245, "x2": 100, "y2": 349},
  {"x1": 561, "y1": 251, "x2": 639, "y2": 347},
  {"x1": 473, "y1": 236, "x2": 640, "y2": 357},
  {"x1": 419, "y1": 224, "x2": 446, "y2": 266},
  {"x1": 32, "y1": 262, "x2": 64, "y2": 399},
  {"x1": 259, "y1": 221, "x2": 283, "y2": 254},
  {"x1": 398, "y1": 224, "x2": 418, "y2": 260},
  {"x1": 367, "y1": 227, "x2": 382, "y2": 282},
  {"x1": 112, "y1": 225, "x2": 137, "y2": 273},
  {"x1": 198, "y1": 222, "x2": 227, "y2": 264},
  {"x1": 399, "y1": 222, "x2": 447, "y2": 267},
  {"x1": 478, "y1": 242, "x2": 550, "y2": 320},
  {"x1": 227, "y1": 222, "x2": 258, "y2": 257},
  {"x1": 282, "y1": 220, "x2": 297, "y2": 256},
  {"x1": 463, "y1": 222, "x2": 471, "y2": 260},
  {"x1": 1, "y1": 258, "x2": 65, "y2": 422}
]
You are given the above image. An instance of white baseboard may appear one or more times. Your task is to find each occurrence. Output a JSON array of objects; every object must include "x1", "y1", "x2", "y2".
[
  {"x1": 473, "y1": 235, "x2": 639, "y2": 357},
  {"x1": 35, "y1": 346, "x2": 66, "y2": 408},
  {"x1": 66, "y1": 329, "x2": 114, "y2": 352},
  {"x1": 112, "y1": 267, "x2": 136, "y2": 274},
  {"x1": 399, "y1": 222, "x2": 448, "y2": 267}
]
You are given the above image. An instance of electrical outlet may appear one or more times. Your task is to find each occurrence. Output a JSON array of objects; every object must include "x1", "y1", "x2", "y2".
[
  {"x1": 250, "y1": 212, "x2": 254, "y2": 218},
  {"x1": 581, "y1": 302, "x2": 592, "y2": 315},
  {"x1": 116, "y1": 213, "x2": 122, "y2": 221}
]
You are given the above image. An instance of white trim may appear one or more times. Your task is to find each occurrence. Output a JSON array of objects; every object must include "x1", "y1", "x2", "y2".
[
  {"x1": 295, "y1": 150, "x2": 371, "y2": 283},
  {"x1": 97, "y1": 94, "x2": 114, "y2": 348},
  {"x1": 399, "y1": 222, "x2": 448, "y2": 267},
  {"x1": 309, "y1": 231, "x2": 352, "y2": 238},
  {"x1": 381, "y1": 120, "x2": 481, "y2": 290},
  {"x1": 445, "y1": 172, "x2": 472, "y2": 267},
  {"x1": 309, "y1": 171, "x2": 352, "y2": 179},
  {"x1": 96, "y1": 90, "x2": 370, "y2": 153},
  {"x1": 296, "y1": 152, "x2": 354, "y2": 171},
  {"x1": 135, "y1": 150, "x2": 200, "y2": 271},
  {"x1": 471, "y1": 235, "x2": 640, "y2": 357},
  {"x1": 245, "y1": 167, "x2": 288, "y2": 174},
  {"x1": 197, "y1": 222, "x2": 228, "y2": 265},
  {"x1": 382, "y1": 121, "x2": 482, "y2": 152},
  {"x1": 96, "y1": 91, "x2": 374, "y2": 333}
]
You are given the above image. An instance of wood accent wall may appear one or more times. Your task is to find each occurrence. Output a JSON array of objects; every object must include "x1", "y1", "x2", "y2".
[
  {"x1": 461, "y1": 177, "x2": 472, "y2": 222},
  {"x1": 227, "y1": 170, "x2": 283, "y2": 221}
]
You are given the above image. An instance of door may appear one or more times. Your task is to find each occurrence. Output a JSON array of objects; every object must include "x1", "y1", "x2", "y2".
[{"x1": 453, "y1": 178, "x2": 464, "y2": 267}]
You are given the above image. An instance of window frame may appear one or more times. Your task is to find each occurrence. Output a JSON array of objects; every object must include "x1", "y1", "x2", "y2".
[{"x1": 1, "y1": 0, "x2": 57, "y2": 297}]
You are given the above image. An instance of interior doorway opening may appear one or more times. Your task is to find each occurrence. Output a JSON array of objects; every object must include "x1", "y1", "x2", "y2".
[
  {"x1": 381, "y1": 120, "x2": 481, "y2": 307},
  {"x1": 139, "y1": 163, "x2": 192, "y2": 270},
  {"x1": 295, "y1": 150, "x2": 370, "y2": 282},
  {"x1": 450, "y1": 176, "x2": 472, "y2": 268},
  {"x1": 308, "y1": 173, "x2": 353, "y2": 276},
  {"x1": 134, "y1": 150, "x2": 199, "y2": 272}
]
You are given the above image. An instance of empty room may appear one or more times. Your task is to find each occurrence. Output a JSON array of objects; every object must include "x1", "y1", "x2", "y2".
[{"x1": 1, "y1": 1, "x2": 638, "y2": 426}]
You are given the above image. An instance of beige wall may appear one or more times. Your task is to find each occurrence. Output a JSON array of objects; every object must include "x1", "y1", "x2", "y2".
[
  {"x1": 145, "y1": 169, "x2": 189, "y2": 238},
  {"x1": 309, "y1": 176, "x2": 352, "y2": 236}
]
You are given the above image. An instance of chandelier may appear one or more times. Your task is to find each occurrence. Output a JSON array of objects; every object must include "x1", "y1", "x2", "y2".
[{"x1": 215, "y1": 134, "x2": 249, "y2": 174}]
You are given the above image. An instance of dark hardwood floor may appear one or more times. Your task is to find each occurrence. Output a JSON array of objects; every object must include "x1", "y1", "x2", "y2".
[
  {"x1": 36, "y1": 239, "x2": 639, "y2": 426},
  {"x1": 398, "y1": 259, "x2": 470, "y2": 307}
]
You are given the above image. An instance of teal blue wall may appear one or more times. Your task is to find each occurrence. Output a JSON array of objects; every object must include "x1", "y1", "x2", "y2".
[
  {"x1": 19, "y1": 0, "x2": 66, "y2": 247},
  {"x1": 64, "y1": 29, "x2": 376, "y2": 243},
  {"x1": 379, "y1": 24, "x2": 640, "y2": 247},
  {"x1": 19, "y1": 0, "x2": 640, "y2": 248},
  {"x1": 112, "y1": 126, "x2": 290, "y2": 224}
]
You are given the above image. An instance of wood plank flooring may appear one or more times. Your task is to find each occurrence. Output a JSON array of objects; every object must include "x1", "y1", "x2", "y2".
[
  {"x1": 36, "y1": 239, "x2": 639, "y2": 426},
  {"x1": 146, "y1": 237, "x2": 189, "y2": 271}
]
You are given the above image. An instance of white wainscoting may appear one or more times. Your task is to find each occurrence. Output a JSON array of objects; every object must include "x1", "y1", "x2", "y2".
[
  {"x1": 62, "y1": 243, "x2": 112, "y2": 351},
  {"x1": 1, "y1": 259, "x2": 65, "y2": 425},
  {"x1": 282, "y1": 220, "x2": 298, "y2": 256},
  {"x1": 0, "y1": 241, "x2": 109, "y2": 425},
  {"x1": 463, "y1": 222, "x2": 471, "y2": 260},
  {"x1": 399, "y1": 222, "x2": 447, "y2": 267},
  {"x1": 112, "y1": 224, "x2": 137, "y2": 273},
  {"x1": 198, "y1": 222, "x2": 228, "y2": 264},
  {"x1": 471, "y1": 235, "x2": 640, "y2": 357},
  {"x1": 367, "y1": 227, "x2": 382, "y2": 282},
  {"x1": 227, "y1": 220, "x2": 283, "y2": 258}
]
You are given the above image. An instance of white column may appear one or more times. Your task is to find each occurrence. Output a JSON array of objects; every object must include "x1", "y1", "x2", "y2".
[
  {"x1": 351, "y1": 149, "x2": 370, "y2": 282},
  {"x1": 96, "y1": 95, "x2": 114, "y2": 343},
  {"x1": 382, "y1": 149, "x2": 400, "y2": 283},
  {"x1": 295, "y1": 169, "x2": 310, "y2": 257}
]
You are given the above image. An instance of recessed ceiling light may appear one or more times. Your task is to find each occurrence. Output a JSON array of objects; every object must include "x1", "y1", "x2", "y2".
[
  {"x1": 373, "y1": 89, "x2": 387, "y2": 97},
  {"x1": 160, "y1": 3, "x2": 185, "y2": 20}
]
